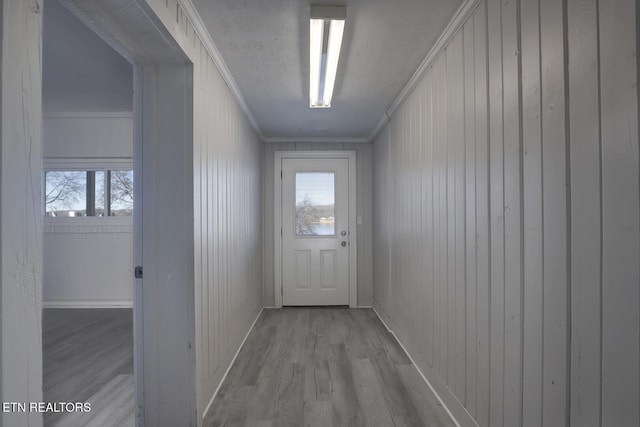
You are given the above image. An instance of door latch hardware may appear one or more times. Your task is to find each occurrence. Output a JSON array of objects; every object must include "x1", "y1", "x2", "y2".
[{"x1": 135, "y1": 266, "x2": 143, "y2": 279}]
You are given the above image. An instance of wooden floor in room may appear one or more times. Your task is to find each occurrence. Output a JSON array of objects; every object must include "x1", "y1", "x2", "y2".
[
  {"x1": 204, "y1": 307, "x2": 454, "y2": 427},
  {"x1": 42, "y1": 308, "x2": 134, "y2": 427}
]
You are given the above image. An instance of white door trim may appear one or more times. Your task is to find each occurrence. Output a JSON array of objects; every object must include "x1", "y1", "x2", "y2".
[
  {"x1": 57, "y1": 2, "x2": 195, "y2": 425},
  {"x1": 274, "y1": 151, "x2": 357, "y2": 308}
]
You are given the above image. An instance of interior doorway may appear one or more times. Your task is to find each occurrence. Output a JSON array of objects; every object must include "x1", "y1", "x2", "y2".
[
  {"x1": 274, "y1": 152, "x2": 358, "y2": 308},
  {"x1": 42, "y1": 1, "x2": 196, "y2": 425},
  {"x1": 41, "y1": 1, "x2": 135, "y2": 425}
]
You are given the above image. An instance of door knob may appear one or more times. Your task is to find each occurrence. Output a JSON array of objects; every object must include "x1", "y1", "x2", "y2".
[{"x1": 341, "y1": 241, "x2": 347, "y2": 247}]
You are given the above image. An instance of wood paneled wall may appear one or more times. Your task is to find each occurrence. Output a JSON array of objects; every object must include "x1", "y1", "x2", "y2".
[
  {"x1": 193, "y1": 47, "x2": 263, "y2": 423},
  {"x1": 262, "y1": 141, "x2": 373, "y2": 308},
  {"x1": 371, "y1": 1, "x2": 639, "y2": 426},
  {"x1": 1, "y1": 1, "x2": 44, "y2": 425}
]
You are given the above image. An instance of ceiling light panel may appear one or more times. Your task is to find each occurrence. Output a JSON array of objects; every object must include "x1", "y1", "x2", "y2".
[{"x1": 309, "y1": 5, "x2": 346, "y2": 108}]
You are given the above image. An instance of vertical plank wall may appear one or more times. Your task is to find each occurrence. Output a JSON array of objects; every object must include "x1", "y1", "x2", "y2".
[
  {"x1": 192, "y1": 49, "x2": 263, "y2": 425},
  {"x1": 139, "y1": 1, "x2": 264, "y2": 425},
  {"x1": 371, "y1": 0, "x2": 640, "y2": 426},
  {"x1": 0, "y1": 1, "x2": 44, "y2": 426},
  {"x1": 262, "y1": 141, "x2": 373, "y2": 308}
]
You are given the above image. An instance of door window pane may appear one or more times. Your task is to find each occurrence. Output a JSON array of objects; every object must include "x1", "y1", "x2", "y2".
[
  {"x1": 295, "y1": 172, "x2": 335, "y2": 236},
  {"x1": 45, "y1": 171, "x2": 87, "y2": 217},
  {"x1": 109, "y1": 170, "x2": 134, "y2": 216}
]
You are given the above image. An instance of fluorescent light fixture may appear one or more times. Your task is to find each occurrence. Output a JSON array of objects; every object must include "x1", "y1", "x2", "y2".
[
  {"x1": 309, "y1": 19, "x2": 324, "y2": 107},
  {"x1": 309, "y1": 5, "x2": 346, "y2": 108}
]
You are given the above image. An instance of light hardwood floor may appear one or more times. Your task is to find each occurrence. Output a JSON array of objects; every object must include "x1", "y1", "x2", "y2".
[
  {"x1": 42, "y1": 308, "x2": 134, "y2": 427},
  {"x1": 203, "y1": 307, "x2": 454, "y2": 427}
]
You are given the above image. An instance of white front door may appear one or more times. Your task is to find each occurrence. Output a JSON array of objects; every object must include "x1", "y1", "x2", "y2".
[{"x1": 281, "y1": 158, "x2": 350, "y2": 305}]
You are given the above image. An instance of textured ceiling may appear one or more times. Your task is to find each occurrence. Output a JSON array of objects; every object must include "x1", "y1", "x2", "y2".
[{"x1": 191, "y1": 0, "x2": 464, "y2": 140}]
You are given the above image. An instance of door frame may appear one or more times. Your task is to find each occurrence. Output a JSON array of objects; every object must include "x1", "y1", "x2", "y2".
[
  {"x1": 274, "y1": 151, "x2": 357, "y2": 308},
  {"x1": 53, "y1": 2, "x2": 196, "y2": 425}
]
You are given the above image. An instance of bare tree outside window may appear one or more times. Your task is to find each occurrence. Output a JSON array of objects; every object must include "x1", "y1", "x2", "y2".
[
  {"x1": 45, "y1": 171, "x2": 86, "y2": 216},
  {"x1": 296, "y1": 196, "x2": 320, "y2": 235},
  {"x1": 44, "y1": 169, "x2": 133, "y2": 217},
  {"x1": 110, "y1": 170, "x2": 134, "y2": 215},
  {"x1": 295, "y1": 172, "x2": 336, "y2": 236}
]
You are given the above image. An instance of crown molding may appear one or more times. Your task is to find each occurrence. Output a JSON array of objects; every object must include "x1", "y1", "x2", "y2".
[
  {"x1": 262, "y1": 136, "x2": 371, "y2": 144},
  {"x1": 178, "y1": 0, "x2": 264, "y2": 140},
  {"x1": 368, "y1": 0, "x2": 482, "y2": 142}
]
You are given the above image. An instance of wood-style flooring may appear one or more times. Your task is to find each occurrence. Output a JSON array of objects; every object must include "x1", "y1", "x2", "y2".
[
  {"x1": 42, "y1": 308, "x2": 134, "y2": 427},
  {"x1": 203, "y1": 307, "x2": 454, "y2": 427}
]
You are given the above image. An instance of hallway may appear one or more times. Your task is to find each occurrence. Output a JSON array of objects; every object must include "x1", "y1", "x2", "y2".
[
  {"x1": 204, "y1": 308, "x2": 453, "y2": 427},
  {"x1": 1, "y1": 0, "x2": 639, "y2": 426}
]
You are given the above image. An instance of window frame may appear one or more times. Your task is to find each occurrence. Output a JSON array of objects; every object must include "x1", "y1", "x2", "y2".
[{"x1": 43, "y1": 158, "x2": 133, "y2": 225}]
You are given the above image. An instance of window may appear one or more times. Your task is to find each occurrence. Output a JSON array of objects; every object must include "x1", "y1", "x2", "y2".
[
  {"x1": 109, "y1": 170, "x2": 134, "y2": 216},
  {"x1": 295, "y1": 171, "x2": 335, "y2": 236},
  {"x1": 45, "y1": 168, "x2": 133, "y2": 217}
]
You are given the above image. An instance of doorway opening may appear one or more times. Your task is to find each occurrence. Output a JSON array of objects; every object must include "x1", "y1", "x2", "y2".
[
  {"x1": 41, "y1": 0, "x2": 195, "y2": 425},
  {"x1": 42, "y1": 1, "x2": 135, "y2": 424},
  {"x1": 274, "y1": 152, "x2": 357, "y2": 308}
]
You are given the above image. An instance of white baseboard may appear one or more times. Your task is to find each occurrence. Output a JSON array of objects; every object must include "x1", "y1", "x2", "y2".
[
  {"x1": 43, "y1": 300, "x2": 133, "y2": 308},
  {"x1": 371, "y1": 304, "x2": 461, "y2": 427},
  {"x1": 201, "y1": 307, "x2": 264, "y2": 421}
]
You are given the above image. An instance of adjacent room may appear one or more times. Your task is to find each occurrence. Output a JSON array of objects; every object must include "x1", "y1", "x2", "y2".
[
  {"x1": 0, "y1": 0, "x2": 638, "y2": 426},
  {"x1": 41, "y1": 1, "x2": 135, "y2": 425}
]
